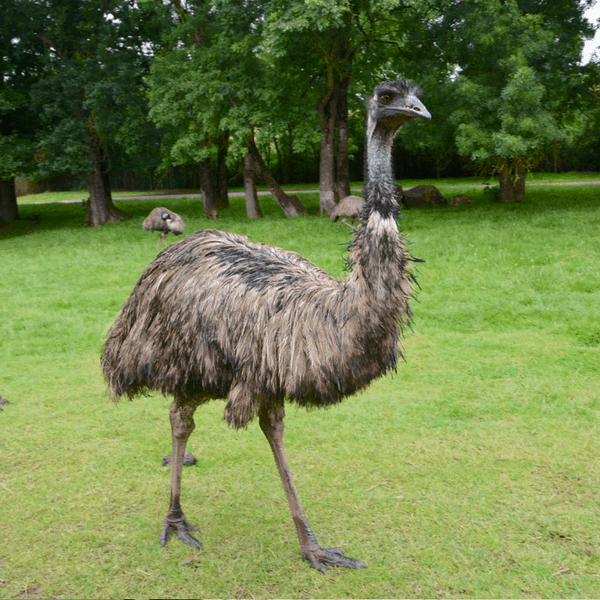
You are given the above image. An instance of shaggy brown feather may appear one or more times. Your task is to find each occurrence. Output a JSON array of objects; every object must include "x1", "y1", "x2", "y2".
[{"x1": 102, "y1": 225, "x2": 414, "y2": 428}]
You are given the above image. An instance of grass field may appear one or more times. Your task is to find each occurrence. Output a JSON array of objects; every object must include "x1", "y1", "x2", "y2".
[
  {"x1": 13, "y1": 170, "x2": 600, "y2": 205},
  {"x1": 1, "y1": 181, "x2": 599, "y2": 599}
]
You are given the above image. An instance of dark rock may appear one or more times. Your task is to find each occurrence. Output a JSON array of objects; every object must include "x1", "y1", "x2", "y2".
[
  {"x1": 0, "y1": 396, "x2": 8, "y2": 405},
  {"x1": 402, "y1": 185, "x2": 447, "y2": 208},
  {"x1": 449, "y1": 194, "x2": 474, "y2": 207},
  {"x1": 162, "y1": 451, "x2": 197, "y2": 467}
]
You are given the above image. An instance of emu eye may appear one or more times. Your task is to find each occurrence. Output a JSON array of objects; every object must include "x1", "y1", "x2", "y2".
[
  {"x1": 380, "y1": 94, "x2": 392, "y2": 104},
  {"x1": 161, "y1": 213, "x2": 170, "y2": 220}
]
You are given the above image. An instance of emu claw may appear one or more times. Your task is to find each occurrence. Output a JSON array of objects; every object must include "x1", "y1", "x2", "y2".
[
  {"x1": 160, "y1": 516, "x2": 202, "y2": 550},
  {"x1": 303, "y1": 545, "x2": 367, "y2": 574}
]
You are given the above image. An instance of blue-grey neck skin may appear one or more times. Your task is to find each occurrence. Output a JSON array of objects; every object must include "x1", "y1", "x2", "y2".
[{"x1": 362, "y1": 109, "x2": 401, "y2": 221}]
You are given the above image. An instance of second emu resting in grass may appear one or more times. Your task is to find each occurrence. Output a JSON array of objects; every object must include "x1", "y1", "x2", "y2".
[{"x1": 101, "y1": 79, "x2": 430, "y2": 573}]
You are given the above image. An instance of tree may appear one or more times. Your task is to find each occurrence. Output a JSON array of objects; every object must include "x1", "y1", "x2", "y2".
[
  {"x1": 0, "y1": 0, "x2": 45, "y2": 223},
  {"x1": 431, "y1": 0, "x2": 593, "y2": 201},
  {"x1": 574, "y1": 56, "x2": 600, "y2": 170},
  {"x1": 30, "y1": 0, "x2": 162, "y2": 225},
  {"x1": 147, "y1": 0, "x2": 309, "y2": 219},
  {"x1": 0, "y1": 86, "x2": 27, "y2": 223},
  {"x1": 264, "y1": 0, "x2": 428, "y2": 214}
]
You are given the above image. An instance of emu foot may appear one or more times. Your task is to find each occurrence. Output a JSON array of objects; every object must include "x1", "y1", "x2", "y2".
[
  {"x1": 160, "y1": 514, "x2": 202, "y2": 550},
  {"x1": 296, "y1": 521, "x2": 366, "y2": 573},
  {"x1": 302, "y1": 545, "x2": 367, "y2": 574}
]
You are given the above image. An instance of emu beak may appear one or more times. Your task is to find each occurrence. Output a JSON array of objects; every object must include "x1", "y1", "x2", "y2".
[{"x1": 396, "y1": 95, "x2": 431, "y2": 121}]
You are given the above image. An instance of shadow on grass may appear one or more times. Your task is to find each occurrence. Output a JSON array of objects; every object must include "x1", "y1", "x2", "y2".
[
  {"x1": 5, "y1": 193, "x2": 325, "y2": 237},
  {"x1": 0, "y1": 215, "x2": 45, "y2": 240}
]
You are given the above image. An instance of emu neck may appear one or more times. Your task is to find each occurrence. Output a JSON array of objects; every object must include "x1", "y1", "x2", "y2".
[
  {"x1": 363, "y1": 124, "x2": 398, "y2": 218},
  {"x1": 346, "y1": 119, "x2": 409, "y2": 304}
]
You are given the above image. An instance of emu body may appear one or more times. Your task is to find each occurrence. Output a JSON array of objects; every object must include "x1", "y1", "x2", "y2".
[
  {"x1": 143, "y1": 207, "x2": 185, "y2": 246},
  {"x1": 104, "y1": 227, "x2": 412, "y2": 428},
  {"x1": 102, "y1": 79, "x2": 430, "y2": 573},
  {"x1": 330, "y1": 194, "x2": 364, "y2": 227}
]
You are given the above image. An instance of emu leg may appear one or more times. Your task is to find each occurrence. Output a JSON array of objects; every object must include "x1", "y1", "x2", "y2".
[
  {"x1": 341, "y1": 218, "x2": 358, "y2": 234},
  {"x1": 160, "y1": 398, "x2": 202, "y2": 550},
  {"x1": 259, "y1": 405, "x2": 366, "y2": 574}
]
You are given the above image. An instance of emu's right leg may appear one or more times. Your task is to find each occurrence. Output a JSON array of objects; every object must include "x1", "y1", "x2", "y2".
[
  {"x1": 259, "y1": 404, "x2": 366, "y2": 573},
  {"x1": 160, "y1": 397, "x2": 202, "y2": 550}
]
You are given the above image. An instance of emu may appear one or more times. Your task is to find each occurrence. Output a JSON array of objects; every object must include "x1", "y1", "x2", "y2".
[
  {"x1": 142, "y1": 207, "x2": 185, "y2": 246},
  {"x1": 102, "y1": 79, "x2": 430, "y2": 573},
  {"x1": 330, "y1": 194, "x2": 364, "y2": 230}
]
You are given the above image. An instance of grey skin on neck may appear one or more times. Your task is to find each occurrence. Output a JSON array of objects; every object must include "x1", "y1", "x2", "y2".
[{"x1": 362, "y1": 80, "x2": 431, "y2": 221}]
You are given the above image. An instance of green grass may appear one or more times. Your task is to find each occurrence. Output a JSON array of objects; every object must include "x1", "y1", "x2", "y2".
[
  {"x1": 15, "y1": 171, "x2": 600, "y2": 205},
  {"x1": 1, "y1": 183, "x2": 599, "y2": 599}
]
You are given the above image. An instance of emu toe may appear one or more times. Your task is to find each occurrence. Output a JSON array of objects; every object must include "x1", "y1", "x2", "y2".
[
  {"x1": 160, "y1": 515, "x2": 202, "y2": 550},
  {"x1": 302, "y1": 545, "x2": 367, "y2": 574}
]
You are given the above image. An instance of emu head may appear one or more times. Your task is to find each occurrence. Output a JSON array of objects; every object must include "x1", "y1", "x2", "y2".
[
  {"x1": 162, "y1": 211, "x2": 185, "y2": 236},
  {"x1": 366, "y1": 79, "x2": 431, "y2": 137}
]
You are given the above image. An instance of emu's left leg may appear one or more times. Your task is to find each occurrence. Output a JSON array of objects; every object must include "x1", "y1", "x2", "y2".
[
  {"x1": 259, "y1": 404, "x2": 366, "y2": 574},
  {"x1": 160, "y1": 396, "x2": 202, "y2": 550}
]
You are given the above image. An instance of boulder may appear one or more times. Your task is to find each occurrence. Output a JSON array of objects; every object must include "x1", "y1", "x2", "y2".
[
  {"x1": 449, "y1": 193, "x2": 474, "y2": 207},
  {"x1": 402, "y1": 185, "x2": 446, "y2": 208},
  {"x1": 162, "y1": 451, "x2": 197, "y2": 467}
]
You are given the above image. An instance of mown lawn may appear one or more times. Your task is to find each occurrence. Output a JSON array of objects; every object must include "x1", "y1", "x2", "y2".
[
  {"x1": 13, "y1": 170, "x2": 600, "y2": 205},
  {"x1": 1, "y1": 183, "x2": 599, "y2": 599}
]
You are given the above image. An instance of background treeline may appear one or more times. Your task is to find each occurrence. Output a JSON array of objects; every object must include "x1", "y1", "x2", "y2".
[{"x1": 1, "y1": 0, "x2": 599, "y2": 225}]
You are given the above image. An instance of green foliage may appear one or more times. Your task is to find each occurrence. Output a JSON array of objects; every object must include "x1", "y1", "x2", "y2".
[
  {"x1": 1, "y1": 183, "x2": 600, "y2": 597},
  {"x1": 0, "y1": 0, "x2": 45, "y2": 179},
  {"x1": 399, "y1": 0, "x2": 595, "y2": 179},
  {"x1": 454, "y1": 64, "x2": 559, "y2": 164},
  {"x1": 147, "y1": 0, "x2": 329, "y2": 173},
  {"x1": 2, "y1": 0, "x2": 599, "y2": 191},
  {"x1": 28, "y1": 0, "x2": 164, "y2": 178},
  {"x1": 0, "y1": 133, "x2": 30, "y2": 179}
]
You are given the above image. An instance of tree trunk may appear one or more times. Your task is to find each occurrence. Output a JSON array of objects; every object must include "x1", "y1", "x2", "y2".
[
  {"x1": 217, "y1": 132, "x2": 229, "y2": 208},
  {"x1": 84, "y1": 141, "x2": 131, "y2": 227},
  {"x1": 198, "y1": 158, "x2": 218, "y2": 219},
  {"x1": 498, "y1": 164, "x2": 526, "y2": 203},
  {"x1": 514, "y1": 164, "x2": 526, "y2": 202},
  {"x1": 317, "y1": 85, "x2": 339, "y2": 215},
  {"x1": 0, "y1": 177, "x2": 19, "y2": 223},
  {"x1": 247, "y1": 138, "x2": 308, "y2": 217},
  {"x1": 335, "y1": 77, "x2": 351, "y2": 199},
  {"x1": 498, "y1": 170, "x2": 515, "y2": 203},
  {"x1": 243, "y1": 151, "x2": 263, "y2": 219}
]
